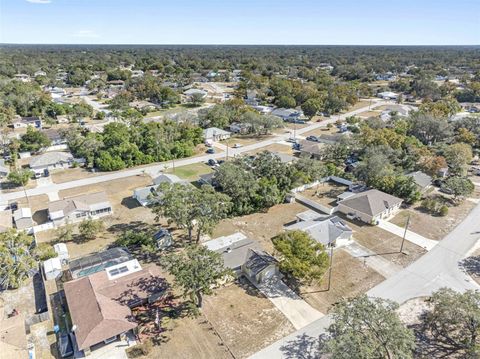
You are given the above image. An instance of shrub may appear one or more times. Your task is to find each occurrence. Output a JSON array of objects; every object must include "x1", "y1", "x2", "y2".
[
  {"x1": 36, "y1": 243, "x2": 57, "y2": 261},
  {"x1": 438, "y1": 205, "x2": 449, "y2": 217}
]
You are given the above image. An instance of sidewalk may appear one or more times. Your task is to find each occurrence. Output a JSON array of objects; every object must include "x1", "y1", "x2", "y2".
[{"x1": 378, "y1": 220, "x2": 437, "y2": 251}]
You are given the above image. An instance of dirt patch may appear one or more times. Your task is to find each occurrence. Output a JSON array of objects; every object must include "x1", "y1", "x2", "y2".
[
  {"x1": 212, "y1": 202, "x2": 306, "y2": 253},
  {"x1": 391, "y1": 196, "x2": 477, "y2": 241},
  {"x1": 143, "y1": 315, "x2": 233, "y2": 359},
  {"x1": 299, "y1": 182, "x2": 349, "y2": 208},
  {"x1": 247, "y1": 143, "x2": 295, "y2": 156},
  {"x1": 203, "y1": 280, "x2": 295, "y2": 358},
  {"x1": 301, "y1": 249, "x2": 385, "y2": 313},
  {"x1": 357, "y1": 110, "x2": 380, "y2": 118}
]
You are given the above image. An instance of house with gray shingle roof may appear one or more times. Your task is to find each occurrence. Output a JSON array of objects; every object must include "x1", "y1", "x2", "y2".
[
  {"x1": 406, "y1": 171, "x2": 432, "y2": 193},
  {"x1": 337, "y1": 189, "x2": 403, "y2": 224},
  {"x1": 285, "y1": 211, "x2": 352, "y2": 247},
  {"x1": 241, "y1": 248, "x2": 279, "y2": 284}
]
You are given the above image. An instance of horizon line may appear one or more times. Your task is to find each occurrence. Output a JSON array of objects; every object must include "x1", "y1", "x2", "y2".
[{"x1": 1, "y1": 43, "x2": 479, "y2": 47}]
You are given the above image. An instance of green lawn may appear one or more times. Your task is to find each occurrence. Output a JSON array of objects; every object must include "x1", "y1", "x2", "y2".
[{"x1": 166, "y1": 162, "x2": 212, "y2": 181}]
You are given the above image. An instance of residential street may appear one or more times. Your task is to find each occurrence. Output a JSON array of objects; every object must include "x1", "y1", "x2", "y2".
[
  {"x1": 1, "y1": 100, "x2": 390, "y2": 202},
  {"x1": 250, "y1": 201, "x2": 480, "y2": 358}
]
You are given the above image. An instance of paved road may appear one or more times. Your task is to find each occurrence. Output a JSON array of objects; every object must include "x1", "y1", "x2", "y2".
[
  {"x1": 2, "y1": 100, "x2": 390, "y2": 202},
  {"x1": 250, "y1": 201, "x2": 480, "y2": 358}
]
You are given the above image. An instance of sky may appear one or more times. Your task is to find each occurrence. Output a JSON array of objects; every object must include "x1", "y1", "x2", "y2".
[{"x1": 0, "y1": 0, "x2": 479, "y2": 45}]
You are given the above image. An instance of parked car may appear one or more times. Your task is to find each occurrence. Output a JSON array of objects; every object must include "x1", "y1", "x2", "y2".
[
  {"x1": 233, "y1": 143, "x2": 242, "y2": 148},
  {"x1": 207, "y1": 159, "x2": 218, "y2": 166},
  {"x1": 306, "y1": 135, "x2": 318, "y2": 142},
  {"x1": 9, "y1": 202, "x2": 18, "y2": 211},
  {"x1": 43, "y1": 168, "x2": 50, "y2": 177},
  {"x1": 286, "y1": 137, "x2": 297, "y2": 143},
  {"x1": 206, "y1": 148, "x2": 215, "y2": 154},
  {"x1": 34, "y1": 172, "x2": 42, "y2": 179}
]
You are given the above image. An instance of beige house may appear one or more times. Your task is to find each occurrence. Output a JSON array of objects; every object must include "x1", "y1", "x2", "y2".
[
  {"x1": 337, "y1": 189, "x2": 403, "y2": 224},
  {"x1": 48, "y1": 191, "x2": 112, "y2": 226}
]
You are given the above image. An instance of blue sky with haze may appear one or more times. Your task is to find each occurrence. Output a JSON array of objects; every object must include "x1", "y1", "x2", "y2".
[{"x1": 1, "y1": 0, "x2": 479, "y2": 45}]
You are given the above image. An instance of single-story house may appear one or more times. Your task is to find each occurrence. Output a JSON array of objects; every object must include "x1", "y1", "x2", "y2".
[
  {"x1": 245, "y1": 90, "x2": 259, "y2": 106},
  {"x1": 41, "y1": 129, "x2": 66, "y2": 146},
  {"x1": 13, "y1": 74, "x2": 31, "y2": 82},
  {"x1": 29, "y1": 151, "x2": 83, "y2": 174},
  {"x1": 406, "y1": 171, "x2": 433, "y2": 193},
  {"x1": 204, "y1": 233, "x2": 262, "y2": 275},
  {"x1": 34, "y1": 70, "x2": 47, "y2": 77},
  {"x1": 132, "y1": 186, "x2": 158, "y2": 207},
  {"x1": 377, "y1": 91, "x2": 399, "y2": 100},
  {"x1": 0, "y1": 210, "x2": 12, "y2": 233},
  {"x1": 133, "y1": 174, "x2": 187, "y2": 206},
  {"x1": 271, "y1": 108, "x2": 305, "y2": 122},
  {"x1": 13, "y1": 207, "x2": 33, "y2": 230},
  {"x1": 0, "y1": 159, "x2": 9, "y2": 178},
  {"x1": 184, "y1": 88, "x2": 208, "y2": 99},
  {"x1": 0, "y1": 313, "x2": 28, "y2": 358},
  {"x1": 241, "y1": 248, "x2": 279, "y2": 284},
  {"x1": 48, "y1": 191, "x2": 113, "y2": 226},
  {"x1": 337, "y1": 189, "x2": 403, "y2": 224},
  {"x1": 11, "y1": 116, "x2": 42, "y2": 129},
  {"x1": 297, "y1": 139, "x2": 325, "y2": 160},
  {"x1": 203, "y1": 127, "x2": 231, "y2": 142},
  {"x1": 271, "y1": 152, "x2": 297, "y2": 164},
  {"x1": 229, "y1": 122, "x2": 252, "y2": 134},
  {"x1": 285, "y1": 210, "x2": 353, "y2": 247},
  {"x1": 64, "y1": 260, "x2": 166, "y2": 355}
]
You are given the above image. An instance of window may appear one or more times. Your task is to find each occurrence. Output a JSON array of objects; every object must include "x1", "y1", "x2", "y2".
[{"x1": 75, "y1": 212, "x2": 87, "y2": 218}]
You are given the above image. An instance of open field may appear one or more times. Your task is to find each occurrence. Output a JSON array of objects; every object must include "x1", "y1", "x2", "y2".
[
  {"x1": 203, "y1": 280, "x2": 295, "y2": 358},
  {"x1": 347, "y1": 99, "x2": 375, "y2": 111},
  {"x1": 221, "y1": 134, "x2": 275, "y2": 147},
  {"x1": 246, "y1": 143, "x2": 294, "y2": 156},
  {"x1": 302, "y1": 125, "x2": 338, "y2": 138},
  {"x1": 51, "y1": 167, "x2": 103, "y2": 184},
  {"x1": 302, "y1": 249, "x2": 385, "y2": 313},
  {"x1": 357, "y1": 110, "x2": 380, "y2": 118}
]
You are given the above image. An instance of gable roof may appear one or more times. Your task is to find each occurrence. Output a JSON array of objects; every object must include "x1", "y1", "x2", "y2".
[
  {"x1": 204, "y1": 233, "x2": 262, "y2": 270},
  {"x1": 243, "y1": 249, "x2": 277, "y2": 276},
  {"x1": 285, "y1": 216, "x2": 352, "y2": 246},
  {"x1": 203, "y1": 127, "x2": 231, "y2": 139},
  {"x1": 64, "y1": 264, "x2": 165, "y2": 350},
  {"x1": 298, "y1": 140, "x2": 325, "y2": 156},
  {"x1": 338, "y1": 189, "x2": 402, "y2": 217},
  {"x1": 29, "y1": 151, "x2": 73, "y2": 168},
  {"x1": 152, "y1": 173, "x2": 185, "y2": 186},
  {"x1": 406, "y1": 171, "x2": 432, "y2": 189},
  {"x1": 48, "y1": 191, "x2": 110, "y2": 219}
]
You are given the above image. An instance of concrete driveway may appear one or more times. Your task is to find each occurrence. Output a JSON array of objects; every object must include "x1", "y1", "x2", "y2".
[
  {"x1": 378, "y1": 219, "x2": 437, "y2": 251},
  {"x1": 253, "y1": 277, "x2": 323, "y2": 330}
]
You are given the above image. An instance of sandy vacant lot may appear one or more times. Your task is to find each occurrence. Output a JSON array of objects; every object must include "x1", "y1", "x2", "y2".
[{"x1": 203, "y1": 280, "x2": 295, "y2": 358}]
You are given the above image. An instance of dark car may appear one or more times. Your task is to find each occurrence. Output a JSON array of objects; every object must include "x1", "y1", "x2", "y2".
[
  {"x1": 9, "y1": 202, "x2": 18, "y2": 212},
  {"x1": 207, "y1": 159, "x2": 218, "y2": 166},
  {"x1": 206, "y1": 148, "x2": 215, "y2": 154},
  {"x1": 43, "y1": 168, "x2": 50, "y2": 177},
  {"x1": 306, "y1": 135, "x2": 318, "y2": 142},
  {"x1": 57, "y1": 333, "x2": 74, "y2": 358}
]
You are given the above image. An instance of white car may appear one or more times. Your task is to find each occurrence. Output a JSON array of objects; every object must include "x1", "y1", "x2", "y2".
[{"x1": 233, "y1": 143, "x2": 242, "y2": 148}]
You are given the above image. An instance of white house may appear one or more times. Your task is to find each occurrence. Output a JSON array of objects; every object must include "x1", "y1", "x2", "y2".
[
  {"x1": 48, "y1": 191, "x2": 113, "y2": 226},
  {"x1": 43, "y1": 257, "x2": 62, "y2": 281},
  {"x1": 203, "y1": 127, "x2": 231, "y2": 142},
  {"x1": 11, "y1": 116, "x2": 42, "y2": 129},
  {"x1": 13, "y1": 208, "x2": 33, "y2": 230},
  {"x1": 377, "y1": 91, "x2": 399, "y2": 100},
  {"x1": 29, "y1": 151, "x2": 83, "y2": 174}
]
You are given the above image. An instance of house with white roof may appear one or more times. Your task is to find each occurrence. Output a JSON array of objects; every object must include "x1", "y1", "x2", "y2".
[
  {"x1": 29, "y1": 151, "x2": 83, "y2": 174},
  {"x1": 377, "y1": 91, "x2": 399, "y2": 100},
  {"x1": 203, "y1": 127, "x2": 231, "y2": 142},
  {"x1": 133, "y1": 173, "x2": 188, "y2": 206},
  {"x1": 13, "y1": 208, "x2": 33, "y2": 230}
]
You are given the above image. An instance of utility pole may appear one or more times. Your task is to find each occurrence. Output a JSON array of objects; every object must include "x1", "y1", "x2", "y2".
[
  {"x1": 400, "y1": 214, "x2": 410, "y2": 254},
  {"x1": 326, "y1": 245, "x2": 334, "y2": 291}
]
